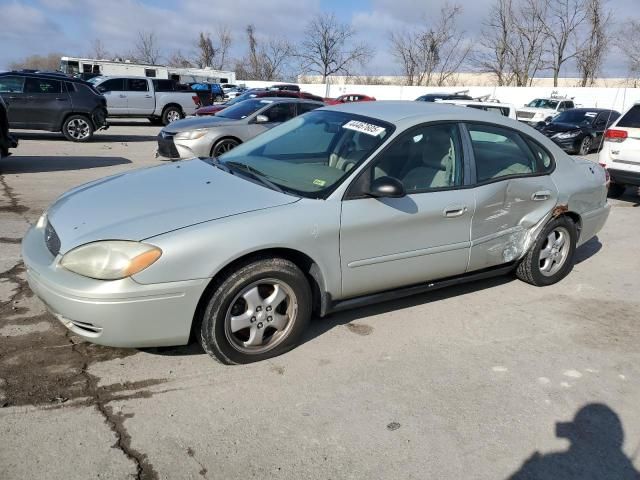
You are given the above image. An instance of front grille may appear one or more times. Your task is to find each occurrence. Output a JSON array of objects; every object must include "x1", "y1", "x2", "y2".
[
  {"x1": 517, "y1": 111, "x2": 535, "y2": 119},
  {"x1": 44, "y1": 221, "x2": 61, "y2": 257},
  {"x1": 157, "y1": 132, "x2": 180, "y2": 158}
]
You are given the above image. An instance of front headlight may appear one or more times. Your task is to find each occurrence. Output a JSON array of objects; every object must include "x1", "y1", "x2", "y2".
[
  {"x1": 60, "y1": 241, "x2": 162, "y2": 280},
  {"x1": 556, "y1": 131, "x2": 581, "y2": 139},
  {"x1": 174, "y1": 129, "x2": 208, "y2": 140}
]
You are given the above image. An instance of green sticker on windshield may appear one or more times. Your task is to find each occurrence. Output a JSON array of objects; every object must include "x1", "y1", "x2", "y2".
[{"x1": 313, "y1": 179, "x2": 327, "y2": 187}]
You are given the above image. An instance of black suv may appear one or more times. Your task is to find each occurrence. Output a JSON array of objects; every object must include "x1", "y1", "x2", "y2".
[
  {"x1": 0, "y1": 96, "x2": 18, "y2": 157},
  {"x1": 0, "y1": 72, "x2": 108, "y2": 142}
]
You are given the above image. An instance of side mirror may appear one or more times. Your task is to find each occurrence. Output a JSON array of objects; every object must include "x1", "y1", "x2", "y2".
[
  {"x1": 368, "y1": 176, "x2": 406, "y2": 198},
  {"x1": 255, "y1": 114, "x2": 269, "y2": 123}
]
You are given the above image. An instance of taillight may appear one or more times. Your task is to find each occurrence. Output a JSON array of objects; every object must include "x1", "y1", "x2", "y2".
[
  {"x1": 600, "y1": 163, "x2": 610, "y2": 185},
  {"x1": 604, "y1": 129, "x2": 628, "y2": 142}
]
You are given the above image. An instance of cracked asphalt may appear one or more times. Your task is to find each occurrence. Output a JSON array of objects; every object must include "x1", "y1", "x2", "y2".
[{"x1": 1, "y1": 122, "x2": 640, "y2": 479}]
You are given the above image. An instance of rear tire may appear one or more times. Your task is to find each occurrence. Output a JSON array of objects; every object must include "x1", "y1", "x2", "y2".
[
  {"x1": 62, "y1": 115, "x2": 94, "y2": 142},
  {"x1": 198, "y1": 258, "x2": 312, "y2": 365},
  {"x1": 516, "y1": 216, "x2": 577, "y2": 287},
  {"x1": 608, "y1": 183, "x2": 626, "y2": 198},
  {"x1": 162, "y1": 106, "x2": 183, "y2": 126}
]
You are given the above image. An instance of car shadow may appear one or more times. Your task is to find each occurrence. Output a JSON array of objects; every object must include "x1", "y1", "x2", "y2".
[
  {"x1": 615, "y1": 187, "x2": 640, "y2": 207},
  {"x1": 0, "y1": 156, "x2": 131, "y2": 173},
  {"x1": 574, "y1": 236, "x2": 602, "y2": 265},
  {"x1": 13, "y1": 131, "x2": 158, "y2": 143},
  {"x1": 508, "y1": 403, "x2": 640, "y2": 479},
  {"x1": 301, "y1": 274, "x2": 514, "y2": 346}
]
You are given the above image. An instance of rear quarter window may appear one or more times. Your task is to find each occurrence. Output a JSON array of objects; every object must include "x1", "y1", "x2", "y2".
[{"x1": 617, "y1": 105, "x2": 640, "y2": 128}]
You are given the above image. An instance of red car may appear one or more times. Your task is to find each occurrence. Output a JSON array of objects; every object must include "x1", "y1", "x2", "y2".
[
  {"x1": 196, "y1": 88, "x2": 324, "y2": 116},
  {"x1": 325, "y1": 94, "x2": 376, "y2": 105}
]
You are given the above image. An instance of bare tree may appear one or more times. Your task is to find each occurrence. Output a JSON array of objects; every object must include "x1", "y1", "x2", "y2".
[
  {"x1": 476, "y1": 0, "x2": 516, "y2": 86},
  {"x1": 167, "y1": 50, "x2": 194, "y2": 68},
  {"x1": 236, "y1": 25, "x2": 294, "y2": 80},
  {"x1": 508, "y1": 0, "x2": 548, "y2": 86},
  {"x1": 617, "y1": 21, "x2": 640, "y2": 77},
  {"x1": 90, "y1": 39, "x2": 108, "y2": 59},
  {"x1": 9, "y1": 53, "x2": 64, "y2": 71},
  {"x1": 194, "y1": 28, "x2": 232, "y2": 70},
  {"x1": 134, "y1": 31, "x2": 161, "y2": 64},
  {"x1": 390, "y1": 4, "x2": 471, "y2": 86},
  {"x1": 575, "y1": 0, "x2": 611, "y2": 86},
  {"x1": 298, "y1": 13, "x2": 370, "y2": 81},
  {"x1": 537, "y1": 0, "x2": 588, "y2": 87}
]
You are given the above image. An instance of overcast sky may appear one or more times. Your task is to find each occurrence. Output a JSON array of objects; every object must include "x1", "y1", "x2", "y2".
[{"x1": 0, "y1": 0, "x2": 637, "y2": 77}]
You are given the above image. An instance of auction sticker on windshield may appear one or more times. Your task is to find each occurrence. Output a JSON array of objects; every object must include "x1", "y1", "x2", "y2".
[{"x1": 343, "y1": 120, "x2": 386, "y2": 137}]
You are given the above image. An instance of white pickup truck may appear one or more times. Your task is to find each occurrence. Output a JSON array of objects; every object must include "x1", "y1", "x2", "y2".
[{"x1": 89, "y1": 76, "x2": 197, "y2": 125}]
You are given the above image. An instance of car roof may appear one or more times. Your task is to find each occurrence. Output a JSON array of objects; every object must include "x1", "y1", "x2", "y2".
[
  {"x1": 322, "y1": 100, "x2": 518, "y2": 123},
  {"x1": 438, "y1": 100, "x2": 515, "y2": 108},
  {"x1": 0, "y1": 71, "x2": 87, "y2": 83},
  {"x1": 568, "y1": 107, "x2": 616, "y2": 113},
  {"x1": 252, "y1": 97, "x2": 323, "y2": 104}
]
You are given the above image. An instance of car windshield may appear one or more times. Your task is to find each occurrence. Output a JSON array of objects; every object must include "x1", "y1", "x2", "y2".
[
  {"x1": 215, "y1": 110, "x2": 393, "y2": 198},
  {"x1": 527, "y1": 99, "x2": 559, "y2": 109},
  {"x1": 551, "y1": 110, "x2": 598, "y2": 125},
  {"x1": 217, "y1": 99, "x2": 274, "y2": 120}
]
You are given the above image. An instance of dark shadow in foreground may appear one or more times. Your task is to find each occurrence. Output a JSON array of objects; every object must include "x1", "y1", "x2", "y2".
[
  {"x1": 0, "y1": 156, "x2": 131, "y2": 173},
  {"x1": 508, "y1": 403, "x2": 640, "y2": 480},
  {"x1": 574, "y1": 236, "x2": 602, "y2": 264}
]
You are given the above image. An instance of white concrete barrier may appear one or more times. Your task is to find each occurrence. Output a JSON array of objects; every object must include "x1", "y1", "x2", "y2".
[{"x1": 241, "y1": 80, "x2": 640, "y2": 113}]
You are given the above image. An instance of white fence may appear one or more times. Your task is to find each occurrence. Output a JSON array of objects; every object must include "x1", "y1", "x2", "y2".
[{"x1": 241, "y1": 80, "x2": 640, "y2": 113}]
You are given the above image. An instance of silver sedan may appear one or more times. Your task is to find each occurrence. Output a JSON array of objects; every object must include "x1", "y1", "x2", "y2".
[
  {"x1": 156, "y1": 97, "x2": 324, "y2": 159},
  {"x1": 23, "y1": 102, "x2": 610, "y2": 364}
]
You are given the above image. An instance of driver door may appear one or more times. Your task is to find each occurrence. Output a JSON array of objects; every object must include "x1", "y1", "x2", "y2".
[
  {"x1": 339, "y1": 123, "x2": 474, "y2": 298},
  {"x1": 247, "y1": 102, "x2": 296, "y2": 137}
]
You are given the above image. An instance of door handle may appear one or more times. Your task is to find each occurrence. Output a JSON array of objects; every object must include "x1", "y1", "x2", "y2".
[
  {"x1": 443, "y1": 205, "x2": 468, "y2": 218},
  {"x1": 531, "y1": 190, "x2": 552, "y2": 201},
  {"x1": 119, "y1": 94, "x2": 127, "y2": 98},
  {"x1": 56, "y1": 97, "x2": 68, "y2": 101},
  {"x1": 144, "y1": 95, "x2": 152, "y2": 98}
]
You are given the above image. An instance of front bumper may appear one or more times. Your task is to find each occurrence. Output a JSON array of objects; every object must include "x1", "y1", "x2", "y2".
[
  {"x1": 22, "y1": 224, "x2": 209, "y2": 348},
  {"x1": 156, "y1": 133, "x2": 209, "y2": 160},
  {"x1": 546, "y1": 135, "x2": 581, "y2": 153}
]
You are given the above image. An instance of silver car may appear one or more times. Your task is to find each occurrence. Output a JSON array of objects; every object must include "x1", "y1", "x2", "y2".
[
  {"x1": 22, "y1": 102, "x2": 610, "y2": 364},
  {"x1": 156, "y1": 98, "x2": 324, "y2": 159}
]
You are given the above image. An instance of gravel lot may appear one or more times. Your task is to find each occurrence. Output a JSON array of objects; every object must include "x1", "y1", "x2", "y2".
[{"x1": 1, "y1": 121, "x2": 639, "y2": 479}]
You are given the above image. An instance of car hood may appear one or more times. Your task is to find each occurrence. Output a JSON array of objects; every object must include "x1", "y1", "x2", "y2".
[
  {"x1": 46, "y1": 159, "x2": 299, "y2": 253},
  {"x1": 539, "y1": 122, "x2": 587, "y2": 135},
  {"x1": 163, "y1": 115, "x2": 239, "y2": 132},
  {"x1": 517, "y1": 107, "x2": 556, "y2": 115}
]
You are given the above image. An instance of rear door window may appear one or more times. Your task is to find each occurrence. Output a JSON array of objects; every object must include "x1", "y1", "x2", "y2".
[
  {"x1": 466, "y1": 124, "x2": 538, "y2": 182},
  {"x1": 98, "y1": 78, "x2": 125, "y2": 92},
  {"x1": 152, "y1": 79, "x2": 175, "y2": 92},
  {"x1": 617, "y1": 105, "x2": 640, "y2": 128},
  {"x1": 127, "y1": 78, "x2": 149, "y2": 92},
  {"x1": 264, "y1": 103, "x2": 296, "y2": 123},
  {"x1": 0, "y1": 76, "x2": 25, "y2": 93},
  {"x1": 297, "y1": 102, "x2": 322, "y2": 115},
  {"x1": 24, "y1": 78, "x2": 62, "y2": 94}
]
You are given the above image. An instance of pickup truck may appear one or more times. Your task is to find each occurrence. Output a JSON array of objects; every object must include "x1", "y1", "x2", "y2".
[{"x1": 89, "y1": 76, "x2": 197, "y2": 125}]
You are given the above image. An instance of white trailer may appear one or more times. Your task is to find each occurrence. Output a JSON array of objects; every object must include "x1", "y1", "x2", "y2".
[{"x1": 59, "y1": 57, "x2": 236, "y2": 84}]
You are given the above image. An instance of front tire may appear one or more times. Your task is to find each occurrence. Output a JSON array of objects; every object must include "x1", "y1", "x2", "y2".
[
  {"x1": 162, "y1": 106, "x2": 183, "y2": 126},
  {"x1": 578, "y1": 136, "x2": 592, "y2": 156},
  {"x1": 516, "y1": 216, "x2": 577, "y2": 286},
  {"x1": 198, "y1": 258, "x2": 312, "y2": 364},
  {"x1": 62, "y1": 115, "x2": 94, "y2": 142},
  {"x1": 608, "y1": 183, "x2": 626, "y2": 198},
  {"x1": 211, "y1": 138, "x2": 239, "y2": 157}
]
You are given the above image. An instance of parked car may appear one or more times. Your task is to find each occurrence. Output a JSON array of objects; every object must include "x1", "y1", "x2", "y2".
[
  {"x1": 158, "y1": 98, "x2": 323, "y2": 159},
  {"x1": 416, "y1": 92, "x2": 473, "y2": 102},
  {"x1": 89, "y1": 76, "x2": 197, "y2": 125},
  {"x1": 536, "y1": 108, "x2": 620, "y2": 156},
  {"x1": 225, "y1": 86, "x2": 248, "y2": 99},
  {"x1": 436, "y1": 100, "x2": 517, "y2": 119},
  {"x1": 195, "y1": 89, "x2": 323, "y2": 116},
  {"x1": 517, "y1": 97, "x2": 575, "y2": 125},
  {"x1": 23, "y1": 102, "x2": 609, "y2": 364},
  {"x1": 0, "y1": 71, "x2": 108, "y2": 142},
  {"x1": 189, "y1": 82, "x2": 225, "y2": 105},
  {"x1": 325, "y1": 94, "x2": 376, "y2": 105},
  {"x1": 268, "y1": 84, "x2": 300, "y2": 92},
  {"x1": 0, "y1": 96, "x2": 18, "y2": 157},
  {"x1": 599, "y1": 103, "x2": 640, "y2": 198}
]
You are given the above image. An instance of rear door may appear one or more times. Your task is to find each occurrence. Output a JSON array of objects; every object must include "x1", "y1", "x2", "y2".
[
  {"x1": 607, "y1": 105, "x2": 640, "y2": 175},
  {"x1": 97, "y1": 78, "x2": 127, "y2": 114},
  {"x1": 465, "y1": 123, "x2": 558, "y2": 272},
  {"x1": 0, "y1": 75, "x2": 27, "y2": 127},
  {"x1": 22, "y1": 77, "x2": 67, "y2": 129},
  {"x1": 247, "y1": 101, "x2": 296, "y2": 137},
  {"x1": 125, "y1": 78, "x2": 154, "y2": 115}
]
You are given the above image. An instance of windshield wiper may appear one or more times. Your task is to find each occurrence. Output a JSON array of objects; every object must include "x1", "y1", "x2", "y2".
[{"x1": 224, "y1": 161, "x2": 285, "y2": 194}]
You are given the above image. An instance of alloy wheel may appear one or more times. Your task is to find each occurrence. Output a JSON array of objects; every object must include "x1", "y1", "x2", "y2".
[
  {"x1": 67, "y1": 118, "x2": 91, "y2": 140},
  {"x1": 539, "y1": 226, "x2": 571, "y2": 277}
]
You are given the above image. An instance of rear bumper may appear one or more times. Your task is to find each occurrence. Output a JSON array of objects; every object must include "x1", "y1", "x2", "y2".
[
  {"x1": 608, "y1": 168, "x2": 640, "y2": 186},
  {"x1": 22, "y1": 224, "x2": 209, "y2": 348}
]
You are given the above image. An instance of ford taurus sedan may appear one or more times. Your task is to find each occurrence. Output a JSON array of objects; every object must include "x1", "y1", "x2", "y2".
[
  {"x1": 157, "y1": 97, "x2": 323, "y2": 159},
  {"x1": 23, "y1": 102, "x2": 610, "y2": 364}
]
